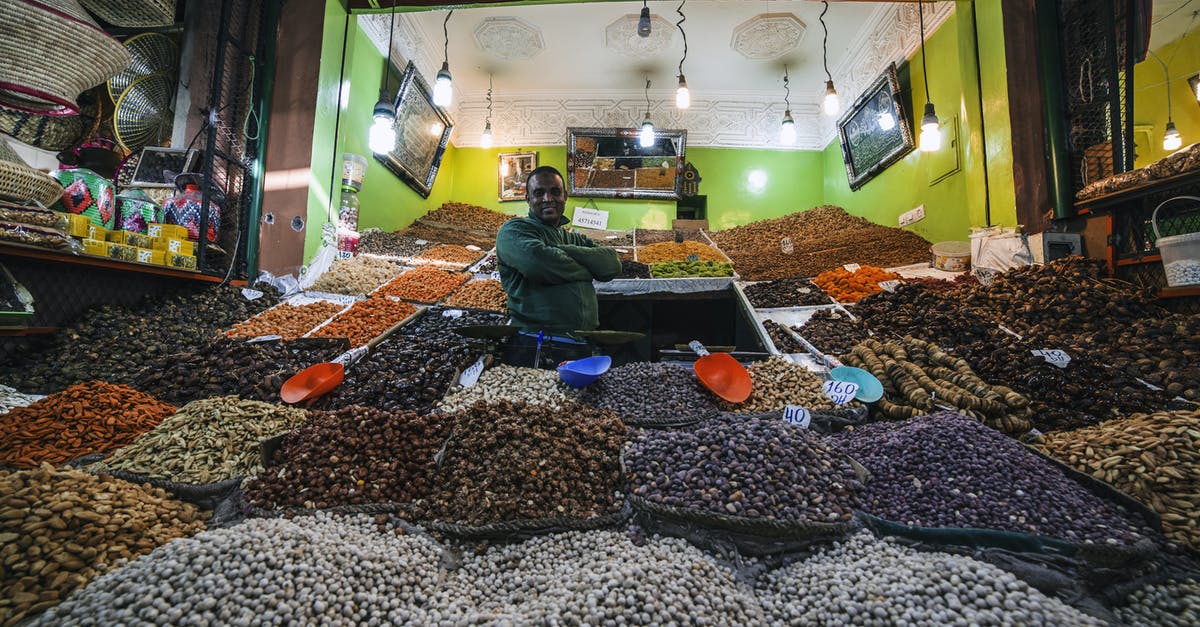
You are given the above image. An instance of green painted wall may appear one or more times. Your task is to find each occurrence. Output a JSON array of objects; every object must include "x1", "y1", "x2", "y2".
[
  {"x1": 447, "y1": 145, "x2": 825, "y2": 230},
  {"x1": 306, "y1": 0, "x2": 350, "y2": 261},
  {"x1": 971, "y1": 0, "x2": 1017, "y2": 228},
  {"x1": 1133, "y1": 28, "x2": 1200, "y2": 168}
]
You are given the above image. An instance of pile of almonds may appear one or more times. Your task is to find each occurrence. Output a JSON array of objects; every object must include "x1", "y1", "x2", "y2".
[
  {"x1": 412, "y1": 244, "x2": 486, "y2": 268},
  {"x1": 224, "y1": 300, "x2": 346, "y2": 340},
  {"x1": 308, "y1": 297, "x2": 418, "y2": 348},
  {"x1": 373, "y1": 267, "x2": 469, "y2": 303},
  {"x1": 444, "y1": 279, "x2": 506, "y2": 313}
]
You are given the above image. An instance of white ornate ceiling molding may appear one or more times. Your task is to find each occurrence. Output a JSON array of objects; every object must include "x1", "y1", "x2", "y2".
[
  {"x1": 604, "y1": 14, "x2": 677, "y2": 57},
  {"x1": 358, "y1": 13, "x2": 452, "y2": 108},
  {"x1": 474, "y1": 16, "x2": 544, "y2": 61},
  {"x1": 731, "y1": 13, "x2": 807, "y2": 61}
]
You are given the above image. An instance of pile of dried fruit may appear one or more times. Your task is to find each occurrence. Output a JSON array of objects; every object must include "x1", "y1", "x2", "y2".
[
  {"x1": 648, "y1": 260, "x2": 734, "y2": 278},
  {"x1": 309, "y1": 254, "x2": 405, "y2": 296},
  {"x1": 356, "y1": 230, "x2": 433, "y2": 258},
  {"x1": 400, "y1": 221, "x2": 495, "y2": 249},
  {"x1": 718, "y1": 356, "x2": 861, "y2": 414},
  {"x1": 637, "y1": 241, "x2": 728, "y2": 263},
  {"x1": 412, "y1": 244, "x2": 486, "y2": 268},
  {"x1": 1036, "y1": 409, "x2": 1200, "y2": 549},
  {"x1": 616, "y1": 259, "x2": 650, "y2": 278},
  {"x1": 0, "y1": 382, "x2": 174, "y2": 468},
  {"x1": 308, "y1": 297, "x2": 418, "y2": 348},
  {"x1": 244, "y1": 405, "x2": 453, "y2": 510},
  {"x1": 321, "y1": 335, "x2": 478, "y2": 414},
  {"x1": 438, "y1": 365, "x2": 581, "y2": 412},
  {"x1": 444, "y1": 279, "x2": 506, "y2": 312},
  {"x1": 797, "y1": 308, "x2": 870, "y2": 355},
  {"x1": 743, "y1": 278, "x2": 832, "y2": 308},
  {"x1": 763, "y1": 319, "x2": 807, "y2": 353},
  {"x1": 581, "y1": 362, "x2": 718, "y2": 426},
  {"x1": 419, "y1": 201, "x2": 512, "y2": 234},
  {"x1": 635, "y1": 228, "x2": 706, "y2": 245},
  {"x1": 419, "y1": 400, "x2": 625, "y2": 525},
  {"x1": 813, "y1": 265, "x2": 902, "y2": 303},
  {"x1": 90, "y1": 397, "x2": 309, "y2": 484},
  {"x1": 396, "y1": 307, "x2": 507, "y2": 343},
  {"x1": 223, "y1": 300, "x2": 346, "y2": 340},
  {"x1": 373, "y1": 266, "x2": 469, "y2": 303}
]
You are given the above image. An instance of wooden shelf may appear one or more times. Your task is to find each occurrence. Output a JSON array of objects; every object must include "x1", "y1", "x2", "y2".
[
  {"x1": 1160, "y1": 286, "x2": 1200, "y2": 299},
  {"x1": 0, "y1": 243, "x2": 245, "y2": 285},
  {"x1": 0, "y1": 326, "x2": 58, "y2": 337}
]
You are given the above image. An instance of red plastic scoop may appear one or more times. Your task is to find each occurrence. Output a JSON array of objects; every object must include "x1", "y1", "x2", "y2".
[
  {"x1": 688, "y1": 340, "x2": 752, "y2": 403},
  {"x1": 280, "y1": 361, "x2": 345, "y2": 404}
]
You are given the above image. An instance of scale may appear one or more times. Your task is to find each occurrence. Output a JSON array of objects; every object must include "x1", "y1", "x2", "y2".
[
  {"x1": 452, "y1": 324, "x2": 519, "y2": 357},
  {"x1": 573, "y1": 329, "x2": 646, "y2": 347}
]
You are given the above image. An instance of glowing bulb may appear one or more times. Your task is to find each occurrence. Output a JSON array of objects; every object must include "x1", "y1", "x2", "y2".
[
  {"x1": 480, "y1": 121, "x2": 493, "y2": 149},
  {"x1": 368, "y1": 97, "x2": 396, "y2": 154},
  {"x1": 430, "y1": 122, "x2": 444, "y2": 136},
  {"x1": 637, "y1": 5, "x2": 651, "y2": 37},
  {"x1": 822, "y1": 80, "x2": 839, "y2": 116},
  {"x1": 676, "y1": 76, "x2": 690, "y2": 109},
  {"x1": 919, "y1": 102, "x2": 940, "y2": 152},
  {"x1": 639, "y1": 116, "x2": 655, "y2": 147},
  {"x1": 433, "y1": 62, "x2": 453, "y2": 107},
  {"x1": 1163, "y1": 121, "x2": 1182, "y2": 151},
  {"x1": 780, "y1": 110, "x2": 796, "y2": 146},
  {"x1": 877, "y1": 111, "x2": 896, "y2": 131}
]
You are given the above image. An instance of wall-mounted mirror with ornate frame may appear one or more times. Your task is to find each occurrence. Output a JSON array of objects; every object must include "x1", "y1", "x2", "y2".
[{"x1": 567, "y1": 127, "x2": 686, "y2": 200}]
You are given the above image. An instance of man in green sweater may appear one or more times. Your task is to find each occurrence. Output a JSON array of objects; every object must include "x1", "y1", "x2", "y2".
[{"x1": 496, "y1": 166, "x2": 620, "y2": 365}]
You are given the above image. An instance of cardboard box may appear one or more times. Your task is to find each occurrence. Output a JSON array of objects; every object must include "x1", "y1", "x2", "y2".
[
  {"x1": 107, "y1": 230, "x2": 152, "y2": 249},
  {"x1": 147, "y1": 223, "x2": 189, "y2": 240},
  {"x1": 134, "y1": 247, "x2": 165, "y2": 266},
  {"x1": 87, "y1": 223, "x2": 109, "y2": 242},
  {"x1": 81, "y1": 238, "x2": 137, "y2": 262},
  {"x1": 672, "y1": 219, "x2": 709, "y2": 230},
  {"x1": 65, "y1": 213, "x2": 91, "y2": 238},
  {"x1": 151, "y1": 236, "x2": 194, "y2": 256},
  {"x1": 167, "y1": 252, "x2": 197, "y2": 270}
]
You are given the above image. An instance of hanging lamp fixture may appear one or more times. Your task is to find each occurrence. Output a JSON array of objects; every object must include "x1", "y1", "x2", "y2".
[
  {"x1": 1190, "y1": 74, "x2": 1200, "y2": 103},
  {"x1": 433, "y1": 10, "x2": 454, "y2": 107},
  {"x1": 368, "y1": 0, "x2": 398, "y2": 154},
  {"x1": 780, "y1": 65, "x2": 796, "y2": 146},
  {"x1": 819, "y1": 1, "x2": 839, "y2": 116},
  {"x1": 638, "y1": 1, "x2": 652, "y2": 37},
  {"x1": 675, "y1": 1, "x2": 689, "y2": 109},
  {"x1": 480, "y1": 74, "x2": 494, "y2": 149},
  {"x1": 1150, "y1": 51, "x2": 1183, "y2": 151},
  {"x1": 639, "y1": 78, "x2": 655, "y2": 147},
  {"x1": 917, "y1": 1, "x2": 940, "y2": 152}
]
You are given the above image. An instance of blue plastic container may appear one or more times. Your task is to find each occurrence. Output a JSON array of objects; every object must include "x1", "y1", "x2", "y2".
[{"x1": 557, "y1": 355, "x2": 612, "y2": 388}]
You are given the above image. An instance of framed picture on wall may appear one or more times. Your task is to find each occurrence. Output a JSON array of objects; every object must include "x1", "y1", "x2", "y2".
[
  {"x1": 498, "y1": 151, "x2": 537, "y2": 201},
  {"x1": 836, "y1": 63, "x2": 914, "y2": 190},
  {"x1": 374, "y1": 61, "x2": 454, "y2": 199}
]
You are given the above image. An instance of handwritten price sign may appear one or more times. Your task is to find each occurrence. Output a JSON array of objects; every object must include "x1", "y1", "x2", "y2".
[
  {"x1": 783, "y1": 405, "x2": 812, "y2": 428},
  {"x1": 843, "y1": 263, "x2": 862, "y2": 272},
  {"x1": 822, "y1": 380, "x2": 860, "y2": 405},
  {"x1": 1031, "y1": 349, "x2": 1071, "y2": 368},
  {"x1": 878, "y1": 280, "x2": 901, "y2": 292},
  {"x1": 458, "y1": 356, "x2": 486, "y2": 387}
]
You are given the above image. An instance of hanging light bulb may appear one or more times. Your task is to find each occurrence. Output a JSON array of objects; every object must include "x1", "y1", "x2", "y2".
[
  {"x1": 638, "y1": 1, "x2": 652, "y2": 37},
  {"x1": 1191, "y1": 74, "x2": 1200, "y2": 102},
  {"x1": 480, "y1": 74, "x2": 494, "y2": 149},
  {"x1": 432, "y1": 11, "x2": 454, "y2": 107},
  {"x1": 639, "y1": 78, "x2": 655, "y2": 147},
  {"x1": 1163, "y1": 121, "x2": 1182, "y2": 151},
  {"x1": 779, "y1": 65, "x2": 795, "y2": 146},
  {"x1": 877, "y1": 110, "x2": 896, "y2": 131},
  {"x1": 369, "y1": 0, "x2": 398, "y2": 154},
  {"x1": 369, "y1": 92, "x2": 396, "y2": 154},
  {"x1": 819, "y1": 2, "x2": 839, "y2": 116},
  {"x1": 780, "y1": 110, "x2": 796, "y2": 146},
  {"x1": 919, "y1": 102, "x2": 941, "y2": 152},
  {"x1": 675, "y1": 2, "x2": 689, "y2": 109},
  {"x1": 916, "y1": 1, "x2": 939, "y2": 152}
]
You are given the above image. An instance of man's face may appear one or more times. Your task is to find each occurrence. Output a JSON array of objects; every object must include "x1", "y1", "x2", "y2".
[{"x1": 527, "y1": 172, "x2": 567, "y2": 225}]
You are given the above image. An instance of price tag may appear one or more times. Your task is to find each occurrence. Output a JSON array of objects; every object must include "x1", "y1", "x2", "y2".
[
  {"x1": 822, "y1": 380, "x2": 860, "y2": 405},
  {"x1": 783, "y1": 405, "x2": 811, "y2": 429},
  {"x1": 686, "y1": 253, "x2": 700, "y2": 262},
  {"x1": 606, "y1": 235, "x2": 621, "y2": 239},
  {"x1": 1031, "y1": 349, "x2": 1071, "y2": 368},
  {"x1": 248, "y1": 335, "x2": 281, "y2": 343},
  {"x1": 458, "y1": 356, "x2": 486, "y2": 387},
  {"x1": 843, "y1": 263, "x2": 862, "y2": 273},
  {"x1": 780, "y1": 237, "x2": 794, "y2": 254},
  {"x1": 334, "y1": 346, "x2": 368, "y2": 366},
  {"x1": 878, "y1": 280, "x2": 901, "y2": 292},
  {"x1": 442, "y1": 309, "x2": 464, "y2": 318},
  {"x1": 490, "y1": 271, "x2": 501, "y2": 281},
  {"x1": 337, "y1": 250, "x2": 353, "y2": 259},
  {"x1": 465, "y1": 245, "x2": 482, "y2": 252},
  {"x1": 415, "y1": 239, "x2": 429, "y2": 246},
  {"x1": 241, "y1": 288, "x2": 264, "y2": 301}
]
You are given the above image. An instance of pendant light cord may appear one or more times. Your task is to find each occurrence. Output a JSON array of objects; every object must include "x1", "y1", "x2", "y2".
[
  {"x1": 1149, "y1": 50, "x2": 1173, "y2": 119},
  {"x1": 486, "y1": 74, "x2": 493, "y2": 124},
  {"x1": 918, "y1": 0, "x2": 930, "y2": 103},
  {"x1": 442, "y1": 10, "x2": 453, "y2": 66},
  {"x1": 382, "y1": 0, "x2": 396, "y2": 91},
  {"x1": 676, "y1": 1, "x2": 687, "y2": 77},
  {"x1": 783, "y1": 65, "x2": 791, "y2": 109},
  {"x1": 820, "y1": 1, "x2": 831, "y2": 82},
  {"x1": 645, "y1": 78, "x2": 652, "y2": 117}
]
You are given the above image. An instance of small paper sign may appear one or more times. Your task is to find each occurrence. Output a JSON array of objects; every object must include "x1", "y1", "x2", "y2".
[
  {"x1": 686, "y1": 253, "x2": 700, "y2": 262},
  {"x1": 415, "y1": 239, "x2": 429, "y2": 246},
  {"x1": 442, "y1": 309, "x2": 464, "y2": 318},
  {"x1": 843, "y1": 263, "x2": 862, "y2": 273},
  {"x1": 1031, "y1": 349, "x2": 1071, "y2": 368},
  {"x1": 822, "y1": 380, "x2": 860, "y2": 405},
  {"x1": 780, "y1": 237, "x2": 794, "y2": 254},
  {"x1": 337, "y1": 250, "x2": 353, "y2": 259},
  {"x1": 490, "y1": 271, "x2": 501, "y2": 281},
  {"x1": 571, "y1": 206, "x2": 610, "y2": 230},
  {"x1": 241, "y1": 288, "x2": 264, "y2": 301},
  {"x1": 465, "y1": 245, "x2": 482, "y2": 252},
  {"x1": 168, "y1": 239, "x2": 183, "y2": 253},
  {"x1": 458, "y1": 356, "x2": 486, "y2": 387},
  {"x1": 606, "y1": 235, "x2": 621, "y2": 239},
  {"x1": 879, "y1": 280, "x2": 901, "y2": 292},
  {"x1": 137, "y1": 249, "x2": 154, "y2": 264},
  {"x1": 333, "y1": 346, "x2": 368, "y2": 366},
  {"x1": 783, "y1": 405, "x2": 812, "y2": 429},
  {"x1": 248, "y1": 335, "x2": 281, "y2": 343}
]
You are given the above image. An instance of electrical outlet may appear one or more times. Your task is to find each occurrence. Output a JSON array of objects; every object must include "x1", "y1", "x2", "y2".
[{"x1": 899, "y1": 205, "x2": 925, "y2": 227}]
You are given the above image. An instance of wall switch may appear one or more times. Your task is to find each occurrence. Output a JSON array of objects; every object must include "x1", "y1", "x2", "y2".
[{"x1": 899, "y1": 205, "x2": 925, "y2": 227}]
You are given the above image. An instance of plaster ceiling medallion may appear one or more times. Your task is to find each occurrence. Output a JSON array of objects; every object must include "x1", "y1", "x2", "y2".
[
  {"x1": 731, "y1": 13, "x2": 806, "y2": 60},
  {"x1": 474, "y1": 16, "x2": 544, "y2": 60},
  {"x1": 604, "y1": 14, "x2": 675, "y2": 57}
]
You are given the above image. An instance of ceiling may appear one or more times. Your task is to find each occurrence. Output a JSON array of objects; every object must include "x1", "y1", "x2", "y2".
[{"x1": 355, "y1": 1, "x2": 1194, "y2": 151}]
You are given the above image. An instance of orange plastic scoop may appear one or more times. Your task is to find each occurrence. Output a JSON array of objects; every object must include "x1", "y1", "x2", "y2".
[
  {"x1": 280, "y1": 362, "x2": 345, "y2": 404},
  {"x1": 688, "y1": 340, "x2": 752, "y2": 403}
]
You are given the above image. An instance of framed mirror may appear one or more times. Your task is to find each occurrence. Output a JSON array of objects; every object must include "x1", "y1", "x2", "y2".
[
  {"x1": 567, "y1": 127, "x2": 686, "y2": 200},
  {"x1": 836, "y1": 63, "x2": 914, "y2": 190},
  {"x1": 375, "y1": 61, "x2": 453, "y2": 199}
]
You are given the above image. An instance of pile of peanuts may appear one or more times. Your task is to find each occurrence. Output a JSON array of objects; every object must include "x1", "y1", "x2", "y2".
[{"x1": 444, "y1": 280, "x2": 507, "y2": 312}]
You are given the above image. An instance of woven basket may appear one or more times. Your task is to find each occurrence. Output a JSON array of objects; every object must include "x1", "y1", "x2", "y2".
[
  {"x1": 0, "y1": 0, "x2": 131, "y2": 115},
  {"x1": 0, "y1": 136, "x2": 64, "y2": 207},
  {"x1": 0, "y1": 91, "x2": 100, "y2": 151},
  {"x1": 79, "y1": 0, "x2": 175, "y2": 28}
]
